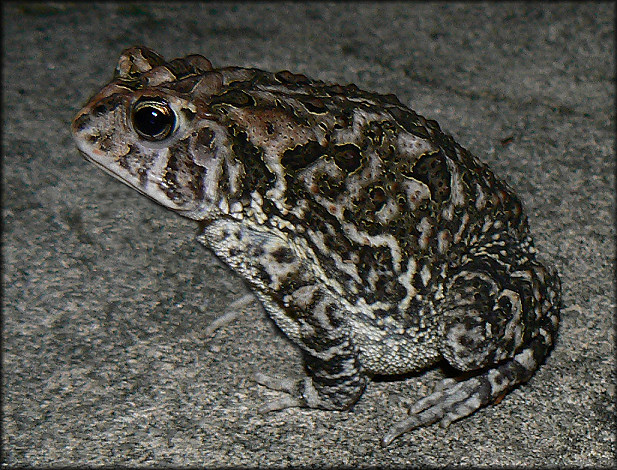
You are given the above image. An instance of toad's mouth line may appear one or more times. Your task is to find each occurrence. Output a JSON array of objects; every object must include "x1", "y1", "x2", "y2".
[{"x1": 77, "y1": 149, "x2": 195, "y2": 214}]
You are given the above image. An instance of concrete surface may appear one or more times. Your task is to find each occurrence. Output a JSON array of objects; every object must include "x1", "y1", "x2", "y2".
[{"x1": 2, "y1": 2, "x2": 614, "y2": 467}]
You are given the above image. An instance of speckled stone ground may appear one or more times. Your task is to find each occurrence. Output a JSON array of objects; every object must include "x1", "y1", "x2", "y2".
[{"x1": 2, "y1": 2, "x2": 614, "y2": 467}]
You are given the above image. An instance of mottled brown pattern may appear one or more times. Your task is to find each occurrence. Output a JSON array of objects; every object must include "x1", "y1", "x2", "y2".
[{"x1": 72, "y1": 46, "x2": 560, "y2": 446}]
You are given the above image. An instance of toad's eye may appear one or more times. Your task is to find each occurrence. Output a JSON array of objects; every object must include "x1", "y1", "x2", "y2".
[{"x1": 131, "y1": 99, "x2": 176, "y2": 141}]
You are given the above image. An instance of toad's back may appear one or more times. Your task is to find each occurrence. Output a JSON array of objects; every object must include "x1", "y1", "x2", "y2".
[{"x1": 72, "y1": 47, "x2": 560, "y2": 446}]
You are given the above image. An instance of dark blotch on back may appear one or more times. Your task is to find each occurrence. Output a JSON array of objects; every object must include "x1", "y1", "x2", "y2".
[
  {"x1": 368, "y1": 186, "x2": 387, "y2": 212},
  {"x1": 388, "y1": 107, "x2": 431, "y2": 139},
  {"x1": 299, "y1": 96, "x2": 328, "y2": 114},
  {"x1": 409, "y1": 150, "x2": 451, "y2": 203},
  {"x1": 281, "y1": 141, "x2": 325, "y2": 173},
  {"x1": 210, "y1": 90, "x2": 255, "y2": 107},
  {"x1": 272, "y1": 246, "x2": 295, "y2": 264},
  {"x1": 333, "y1": 144, "x2": 362, "y2": 173},
  {"x1": 275, "y1": 70, "x2": 312, "y2": 86}
]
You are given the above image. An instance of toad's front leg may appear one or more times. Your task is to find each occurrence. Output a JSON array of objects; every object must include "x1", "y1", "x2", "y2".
[
  {"x1": 254, "y1": 284, "x2": 368, "y2": 411},
  {"x1": 200, "y1": 219, "x2": 368, "y2": 411}
]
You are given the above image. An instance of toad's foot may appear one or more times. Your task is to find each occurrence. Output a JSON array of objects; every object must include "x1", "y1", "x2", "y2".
[
  {"x1": 381, "y1": 345, "x2": 544, "y2": 447},
  {"x1": 254, "y1": 373, "x2": 307, "y2": 410},
  {"x1": 255, "y1": 372, "x2": 366, "y2": 411}
]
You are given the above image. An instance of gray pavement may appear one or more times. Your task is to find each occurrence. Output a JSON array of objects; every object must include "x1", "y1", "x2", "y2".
[{"x1": 2, "y1": 2, "x2": 614, "y2": 467}]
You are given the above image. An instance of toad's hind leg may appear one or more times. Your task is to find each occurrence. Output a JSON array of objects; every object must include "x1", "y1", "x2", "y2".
[{"x1": 382, "y1": 257, "x2": 560, "y2": 446}]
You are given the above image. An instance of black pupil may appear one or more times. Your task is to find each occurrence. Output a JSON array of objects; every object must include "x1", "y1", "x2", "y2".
[{"x1": 133, "y1": 104, "x2": 174, "y2": 139}]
